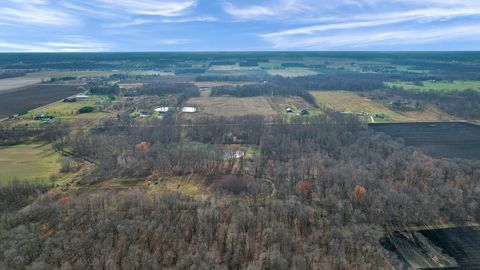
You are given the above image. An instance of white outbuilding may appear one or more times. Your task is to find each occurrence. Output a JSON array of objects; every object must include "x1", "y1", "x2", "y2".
[{"x1": 181, "y1": 107, "x2": 197, "y2": 113}]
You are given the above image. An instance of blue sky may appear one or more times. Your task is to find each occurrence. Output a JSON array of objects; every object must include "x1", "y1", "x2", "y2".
[{"x1": 0, "y1": 0, "x2": 479, "y2": 52}]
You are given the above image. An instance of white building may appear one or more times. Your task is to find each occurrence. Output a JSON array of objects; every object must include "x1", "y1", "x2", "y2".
[
  {"x1": 181, "y1": 107, "x2": 197, "y2": 113},
  {"x1": 155, "y1": 107, "x2": 170, "y2": 113}
]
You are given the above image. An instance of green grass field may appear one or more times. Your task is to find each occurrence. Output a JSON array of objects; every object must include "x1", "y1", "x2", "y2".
[
  {"x1": 386, "y1": 80, "x2": 480, "y2": 92},
  {"x1": 23, "y1": 95, "x2": 110, "y2": 120},
  {"x1": 266, "y1": 68, "x2": 318, "y2": 77},
  {"x1": 0, "y1": 144, "x2": 61, "y2": 182},
  {"x1": 310, "y1": 90, "x2": 411, "y2": 122}
]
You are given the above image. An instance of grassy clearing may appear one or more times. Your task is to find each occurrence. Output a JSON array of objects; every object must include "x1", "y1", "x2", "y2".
[
  {"x1": 386, "y1": 80, "x2": 480, "y2": 92},
  {"x1": 267, "y1": 96, "x2": 323, "y2": 116},
  {"x1": 266, "y1": 68, "x2": 318, "y2": 77},
  {"x1": 310, "y1": 90, "x2": 411, "y2": 122},
  {"x1": 154, "y1": 175, "x2": 209, "y2": 197},
  {"x1": 0, "y1": 144, "x2": 61, "y2": 183},
  {"x1": 23, "y1": 95, "x2": 111, "y2": 120},
  {"x1": 187, "y1": 96, "x2": 276, "y2": 117}
]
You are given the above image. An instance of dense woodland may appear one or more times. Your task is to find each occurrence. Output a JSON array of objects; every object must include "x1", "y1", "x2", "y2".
[
  {"x1": 2, "y1": 52, "x2": 480, "y2": 269},
  {"x1": 2, "y1": 113, "x2": 480, "y2": 269}
]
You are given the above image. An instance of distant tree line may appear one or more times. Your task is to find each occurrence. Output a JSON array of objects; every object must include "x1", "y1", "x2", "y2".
[
  {"x1": 387, "y1": 86, "x2": 480, "y2": 119},
  {"x1": 88, "y1": 83, "x2": 120, "y2": 95},
  {"x1": 0, "y1": 70, "x2": 27, "y2": 79},
  {"x1": 134, "y1": 82, "x2": 200, "y2": 105}
]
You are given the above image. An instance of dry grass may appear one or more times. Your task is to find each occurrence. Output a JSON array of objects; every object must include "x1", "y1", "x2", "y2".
[
  {"x1": 398, "y1": 104, "x2": 455, "y2": 121},
  {"x1": 194, "y1": 81, "x2": 257, "y2": 88},
  {"x1": 0, "y1": 77, "x2": 42, "y2": 93},
  {"x1": 186, "y1": 96, "x2": 276, "y2": 117},
  {"x1": 311, "y1": 90, "x2": 411, "y2": 122},
  {"x1": 0, "y1": 144, "x2": 61, "y2": 182},
  {"x1": 267, "y1": 96, "x2": 316, "y2": 112},
  {"x1": 266, "y1": 68, "x2": 318, "y2": 77},
  {"x1": 118, "y1": 83, "x2": 144, "y2": 89}
]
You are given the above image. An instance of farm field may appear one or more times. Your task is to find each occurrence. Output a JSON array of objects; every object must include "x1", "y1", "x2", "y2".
[
  {"x1": 26, "y1": 70, "x2": 173, "y2": 80},
  {"x1": 310, "y1": 90, "x2": 411, "y2": 122},
  {"x1": 266, "y1": 68, "x2": 318, "y2": 77},
  {"x1": 186, "y1": 96, "x2": 276, "y2": 117},
  {"x1": 0, "y1": 84, "x2": 84, "y2": 119},
  {"x1": 370, "y1": 122, "x2": 480, "y2": 159},
  {"x1": 24, "y1": 95, "x2": 110, "y2": 119},
  {"x1": 193, "y1": 81, "x2": 257, "y2": 88},
  {"x1": 0, "y1": 144, "x2": 61, "y2": 182},
  {"x1": 398, "y1": 103, "x2": 456, "y2": 121},
  {"x1": 0, "y1": 77, "x2": 43, "y2": 93},
  {"x1": 384, "y1": 226, "x2": 480, "y2": 269},
  {"x1": 386, "y1": 80, "x2": 480, "y2": 92},
  {"x1": 267, "y1": 96, "x2": 319, "y2": 114}
]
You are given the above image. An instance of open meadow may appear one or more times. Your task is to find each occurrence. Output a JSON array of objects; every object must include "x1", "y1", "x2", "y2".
[
  {"x1": 266, "y1": 68, "x2": 318, "y2": 77},
  {"x1": 310, "y1": 90, "x2": 411, "y2": 122},
  {"x1": 386, "y1": 80, "x2": 480, "y2": 92},
  {"x1": 0, "y1": 144, "x2": 61, "y2": 182},
  {"x1": 186, "y1": 96, "x2": 276, "y2": 117}
]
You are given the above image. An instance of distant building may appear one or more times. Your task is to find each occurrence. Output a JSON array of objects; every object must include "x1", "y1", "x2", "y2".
[
  {"x1": 34, "y1": 114, "x2": 54, "y2": 120},
  {"x1": 182, "y1": 107, "x2": 197, "y2": 113},
  {"x1": 63, "y1": 97, "x2": 77, "y2": 103},
  {"x1": 155, "y1": 107, "x2": 170, "y2": 113},
  {"x1": 300, "y1": 109, "x2": 310, "y2": 116},
  {"x1": 75, "y1": 95, "x2": 89, "y2": 101},
  {"x1": 224, "y1": 150, "x2": 245, "y2": 159},
  {"x1": 139, "y1": 111, "x2": 150, "y2": 118}
]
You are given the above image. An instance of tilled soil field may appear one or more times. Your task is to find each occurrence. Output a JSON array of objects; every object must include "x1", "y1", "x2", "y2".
[
  {"x1": 0, "y1": 84, "x2": 83, "y2": 119},
  {"x1": 370, "y1": 122, "x2": 480, "y2": 159}
]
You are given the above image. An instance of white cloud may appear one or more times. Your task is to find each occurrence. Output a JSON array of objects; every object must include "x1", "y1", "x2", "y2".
[
  {"x1": 0, "y1": 1, "x2": 76, "y2": 26},
  {"x1": 161, "y1": 16, "x2": 217, "y2": 23},
  {"x1": 262, "y1": 7, "x2": 480, "y2": 38},
  {"x1": 264, "y1": 24, "x2": 480, "y2": 49},
  {"x1": 223, "y1": 4, "x2": 276, "y2": 19},
  {"x1": 96, "y1": 0, "x2": 196, "y2": 16},
  {"x1": 155, "y1": 38, "x2": 193, "y2": 45},
  {"x1": 0, "y1": 36, "x2": 111, "y2": 52},
  {"x1": 104, "y1": 19, "x2": 156, "y2": 28}
]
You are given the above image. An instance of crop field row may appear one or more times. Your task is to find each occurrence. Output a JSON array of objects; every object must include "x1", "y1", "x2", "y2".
[
  {"x1": 386, "y1": 80, "x2": 480, "y2": 92},
  {"x1": 310, "y1": 90, "x2": 411, "y2": 122},
  {"x1": 0, "y1": 77, "x2": 43, "y2": 93},
  {"x1": 0, "y1": 84, "x2": 84, "y2": 119},
  {"x1": 186, "y1": 96, "x2": 276, "y2": 117},
  {"x1": 370, "y1": 122, "x2": 480, "y2": 159},
  {"x1": 266, "y1": 68, "x2": 318, "y2": 77},
  {"x1": 384, "y1": 226, "x2": 480, "y2": 269}
]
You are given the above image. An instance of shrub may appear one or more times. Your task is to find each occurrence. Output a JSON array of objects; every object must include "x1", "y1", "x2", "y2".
[{"x1": 78, "y1": 106, "x2": 94, "y2": 114}]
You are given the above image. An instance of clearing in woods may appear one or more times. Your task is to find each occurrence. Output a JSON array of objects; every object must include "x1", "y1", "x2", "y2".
[
  {"x1": 310, "y1": 90, "x2": 411, "y2": 122},
  {"x1": 0, "y1": 144, "x2": 61, "y2": 183},
  {"x1": 186, "y1": 96, "x2": 276, "y2": 117}
]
